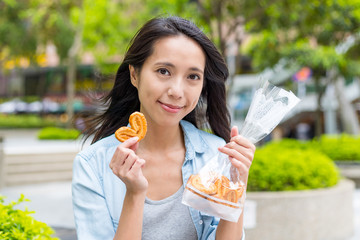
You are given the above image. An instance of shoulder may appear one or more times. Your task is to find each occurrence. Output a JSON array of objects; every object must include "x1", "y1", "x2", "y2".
[
  {"x1": 73, "y1": 134, "x2": 122, "y2": 196},
  {"x1": 75, "y1": 134, "x2": 119, "y2": 170},
  {"x1": 79, "y1": 134, "x2": 118, "y2": 157}
]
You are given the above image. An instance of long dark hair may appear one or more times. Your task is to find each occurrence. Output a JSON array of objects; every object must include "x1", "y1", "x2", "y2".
[{"x1": 84, "y1": 16, "x2": 231, "y2": 144}]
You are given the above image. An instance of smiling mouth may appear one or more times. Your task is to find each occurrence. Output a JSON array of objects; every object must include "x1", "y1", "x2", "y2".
[{"x1": 158, "y1": 101, "x2": 183, "y2": 113}]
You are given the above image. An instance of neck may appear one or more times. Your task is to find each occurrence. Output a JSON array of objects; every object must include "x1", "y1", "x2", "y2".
[{"x1": 138, "y1": 121, "x2": 184, "y2": 153}]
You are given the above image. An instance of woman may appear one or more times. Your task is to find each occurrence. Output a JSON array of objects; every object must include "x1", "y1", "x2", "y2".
[{"x1": 72, "y1": 16, "x2": 255, "y2": 240}]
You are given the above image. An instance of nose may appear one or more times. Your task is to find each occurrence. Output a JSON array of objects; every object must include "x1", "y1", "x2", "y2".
[{"x1": 167, "y1": 77, "x2": 184, "y2": 99}]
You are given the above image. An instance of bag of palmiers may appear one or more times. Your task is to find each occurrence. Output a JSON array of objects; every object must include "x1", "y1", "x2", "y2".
[
  {"x1": 182, "y1": 152, "x2": 246, "y2": 222},
  {"x1": 182, "y1": 79, "x2": 300, "y2": 222}
]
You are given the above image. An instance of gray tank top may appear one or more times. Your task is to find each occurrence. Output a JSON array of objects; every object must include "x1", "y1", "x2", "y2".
[{"x1": 142, "y1": 186, "x2": 198, "y2": 240}]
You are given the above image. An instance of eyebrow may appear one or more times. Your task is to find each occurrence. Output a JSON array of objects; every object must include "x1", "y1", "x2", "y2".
[{"x1": 154, "y1": 62, "x2": 204, "y2": 74}]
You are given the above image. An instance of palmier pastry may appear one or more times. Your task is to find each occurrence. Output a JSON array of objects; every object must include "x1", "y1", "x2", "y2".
[
  {"x1": 214, "y1": 176, "x2": 230, "y2": 194},
  {"x1": 213, "y1": 177, "x2": 244, "y2": 203},
  {"x1": 115, "y1": 112, "x2": 147, "y2": 142},
  {"x1": 222, "y1": 189, "x2": 238, "y2": 203},
  {"x1": 236, "y1": 185, "x2": 245, "y2": 199},
  {"x1": 190, "y1": 174, "x2": 218, "y2": 195},
  {"x1": 220, "y1": 176, "x2": 230, "y2": 188}
]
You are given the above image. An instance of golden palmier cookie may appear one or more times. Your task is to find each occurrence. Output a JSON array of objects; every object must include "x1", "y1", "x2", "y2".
[
  {"x1": 190, "y1": 174, "x2": 218, "y2": 195},
  {"x1": 221, "y1": 176, "x2": 230, "y2": 188},
  {"x1": 221, "y1": 188, "x2": 238, "y2": 203},
  {"x1": 236, "y1": 185, "x2": 245, "y2": 199},
  {"x1": 215, "y1": 176, "x2": 230, "y2": 189},
  {"x1": 213, "y1": 176, "x2": 245, "y2": 203},
  {"x1": 115, "y1": 112, "x2": 147, "y2": 142}
]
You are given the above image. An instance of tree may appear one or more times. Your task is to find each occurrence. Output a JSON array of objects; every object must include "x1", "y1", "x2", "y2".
[
  {"x1": 4, "y1": 0, "x2": 198, "y2": 127},
  {"x1": 0, "y1": 0, "x2": 37, "y2": 62},
  {"x1": 0, "y1": 0, "x2": 38, "y2": 97},
  {"x1": 245, "y1": 0, "x2": 360, "y2": 136},
  {"x1": 194, "y1": 0, "x2": 267, "y2": 95}
]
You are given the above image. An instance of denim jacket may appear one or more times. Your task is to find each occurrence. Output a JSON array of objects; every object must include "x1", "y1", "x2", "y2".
[{"x1": 72, "y1": 120, "x2": 245, "y2": 240}]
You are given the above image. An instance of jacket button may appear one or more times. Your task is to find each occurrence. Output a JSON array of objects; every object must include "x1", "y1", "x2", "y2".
[{"x1": 199, "y1": 220, "x2": 203, "y2": 225}]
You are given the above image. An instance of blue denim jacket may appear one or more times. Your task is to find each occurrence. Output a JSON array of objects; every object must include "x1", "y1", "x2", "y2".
[{"x1": 72, "y1": 120, "x2": 245, "y2": 240}]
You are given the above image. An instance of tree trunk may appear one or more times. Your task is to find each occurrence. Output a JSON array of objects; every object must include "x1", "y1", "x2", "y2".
[
  {"x1": 215, "y1": 2, "x2": 225, "y2": 56},
  {"x1": 66, "y1": 54, "x2": 76, "y2": 128},
  {"x1": 314, "y1": 78, "x2": 324, "y2": 138},
  {"x1": 334, "y1": 77, "x2": 360, "y2": 135},
  {"x1": 66, "y1": 16, "x2": 84, "y2": 128}
]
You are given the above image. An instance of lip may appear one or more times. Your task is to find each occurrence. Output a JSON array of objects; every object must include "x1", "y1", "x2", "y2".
[{"x1": 158, "y1": 101, "x2": 183, "y2": 113}]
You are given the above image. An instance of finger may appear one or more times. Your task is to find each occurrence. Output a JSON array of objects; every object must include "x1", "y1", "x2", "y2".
[
  {"x1": 110, "y1": 146, "x2": 133, "y2": 170},
  {"x1": 218, "y1": 146, "x2": 252, "y2": 168},
  {"x1": 122, "y1": 151, "x2": 138, "y2": 172},
  {"x1": 223, "y1": 141, "x2": 254, "y2": 161},
  {"x1": 130, "y1": 158, "x2": 146, "y2": 174},
  {"x1": 109, "y1": 149, "x2": 122, "y2": 171},
  {"x1": 231, "y1": 126, "x2": 239, "y2": 139},
  {"x1": 129, "y1": 141, "x2": 139, "y2": 151},
  {"x1": 230, "y1": 135, "x2": 256, "y2": 152},
  {"x1": 121, "y1": 136, "x2": 139, "y2": 149},
  {"x1": 229, "y1": 156, "x2": 247, "y2": 169},
  {"x1": 229, "y1": 157, "x2": 249, "y2": 177}
]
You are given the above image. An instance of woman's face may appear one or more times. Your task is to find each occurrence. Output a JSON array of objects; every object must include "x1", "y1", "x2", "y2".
[{"x1": 130, "y1": 35, "x2": 205, "y2": 128}]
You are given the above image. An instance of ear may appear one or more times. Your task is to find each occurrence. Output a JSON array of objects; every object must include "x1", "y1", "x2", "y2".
[{"x1": 129, "y1": 65, "x2": 138, "y2": 88}]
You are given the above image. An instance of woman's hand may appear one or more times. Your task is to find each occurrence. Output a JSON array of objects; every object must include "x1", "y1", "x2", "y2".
[
  {"x1": 109, "y1": 136, "x2": 148, "y2": 195},
  {"x1": 218, "y1": 126, "x2": 256, "y2": 185}
]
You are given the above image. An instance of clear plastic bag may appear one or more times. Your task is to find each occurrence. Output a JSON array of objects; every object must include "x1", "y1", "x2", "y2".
[
  {"x1": 182, "y1": 80, "x2": 300, "y2": 222},
  {"x1": 182, "y1": 152, "x2": 246, "y2": 222}
]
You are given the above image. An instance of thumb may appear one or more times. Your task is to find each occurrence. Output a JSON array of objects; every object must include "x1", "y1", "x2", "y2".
[
  {"x1": 231, "y1": 126, "x2": 239, "y2": 139},
  {"x1": 129, "y1": 141, "x2": 139, "y2": 151},
  {"x1": 121, "y1": 136, "x2": 139, "y2": 150}
]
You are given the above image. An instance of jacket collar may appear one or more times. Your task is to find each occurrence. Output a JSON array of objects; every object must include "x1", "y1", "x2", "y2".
[{"x1": 180, "y1": 120, "x2": 207, "y2": 154}]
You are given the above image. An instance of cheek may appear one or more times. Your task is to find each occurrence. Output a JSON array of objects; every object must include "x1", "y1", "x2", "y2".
[
  {"x1": 137, "y1": 80, "x2": 160, "y2": 103},
  {"x1": 138, "y1": 87, "x2": 152, "y2": 103},
  {"x1": 189, "y1": 87, "x2": 203, "y2": 108}
]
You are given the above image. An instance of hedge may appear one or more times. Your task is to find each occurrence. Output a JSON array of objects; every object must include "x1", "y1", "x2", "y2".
[
  {"x1": 0, "y1": 114, "x2": 57, "y2": 129},
  {"x1": 314, "y1": 134, "x2": 360, "y2": 161},
  {"x1": 37, "y1": 127, "x2": 81, "y2": 140},
  {"x1": 247, "y1": 140, "x2": 340, "y2": 191},
  {"x1": 264, "y1": 136, "x2": 360, "y2": 161}
]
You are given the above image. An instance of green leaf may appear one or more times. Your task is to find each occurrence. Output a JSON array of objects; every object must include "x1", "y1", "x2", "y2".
[{"x1": 0, "y1": 194, "x2": 59, "y2": 239}]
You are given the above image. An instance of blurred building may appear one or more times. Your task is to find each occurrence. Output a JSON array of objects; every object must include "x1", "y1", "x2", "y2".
[
  {"x1": 228, "y1": 65, "x2": 360, "y2": 139},
  {"x1": 0, "y1": 44, "x2": 114, "y2": 115}
]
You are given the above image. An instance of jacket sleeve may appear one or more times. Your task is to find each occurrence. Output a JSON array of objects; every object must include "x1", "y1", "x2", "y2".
[
  {"x1": 205, "y1": 229, "x2": 246, "y2": 240},
  {"x1": 72, "y1": 154, "x2": 115, "y2": 240},
  {"x1": 201, "y1": 216, "x2": 246, "y2": 240},
  {"x1": 199, "y1": 215, "x2": 218, "y2": 239}
]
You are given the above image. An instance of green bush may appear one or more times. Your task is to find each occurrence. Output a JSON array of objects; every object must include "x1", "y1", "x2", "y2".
[
  {"x1": 0, "y1": 114, "x2": 57, "y2": 129},
  {"x1": 248, "y1": 140, "x2": 340, "y2": 191},
  {"x1": 262, "y1": 138, "x2": 313, "y2": 150},
  {"x1": 0, "y1": 194, "x2": 58, "y2": 240},
  {"x1": 38, "y1": 127, "x2": 80, "y2": 140},
  {"x1": 314, "y1": 134, "x2": 360, "y2": 161},
  {"x1": 263, "y1": 136, "x2": 360, "y2": 161}
]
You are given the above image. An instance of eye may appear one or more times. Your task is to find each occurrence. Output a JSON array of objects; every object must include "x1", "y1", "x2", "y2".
[
  {"x1": 188, "y1": 74, "x2": 201, "y2": 80},
  {"x1": 157, "y1": 68, "x2": 170, "y2": 76}
]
